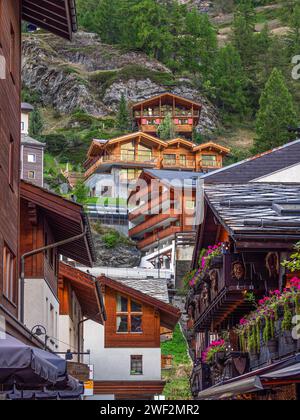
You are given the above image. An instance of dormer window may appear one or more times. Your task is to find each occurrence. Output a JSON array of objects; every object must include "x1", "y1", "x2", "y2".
[
  {"x1": 202, "y1": 155, "x2": 217, "y2": 167},
  {"x1": 116, "y1": 295, "x2": 143, "y2": 334}
]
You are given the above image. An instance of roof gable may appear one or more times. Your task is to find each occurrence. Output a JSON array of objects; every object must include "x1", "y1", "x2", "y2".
[
  {"x1": 132, "y1": 93, "x2": 201, "y2": 110},
  {"x1": 20, "y1": 181, "x2": 95, "y2": 266},
  {"x1": 100, "y1": 276, "x2": 181, "y2": 330},
  {"x1": 193, "y1": 142, "x2": 230, "y2": 154}
]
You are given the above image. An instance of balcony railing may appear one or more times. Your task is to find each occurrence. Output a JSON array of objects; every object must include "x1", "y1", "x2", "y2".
[
  {"x1": 138, "y1": 226, "x2": 182, "y2": 250},
  {"x1": 129, "y1": 211, "x2": 179, "y2": 238},
  {"x1": 85, "y1": 154, "x2": 158, "y2": 178}
]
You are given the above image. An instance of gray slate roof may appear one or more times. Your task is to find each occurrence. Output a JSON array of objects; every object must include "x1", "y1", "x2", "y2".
[
  {"x1": 205, "y1": 183, "x2": 300, "y2": 237},
  {"x1": 21, "y1": 102, "x2": 34, "y2": 112},
  {"x1": 145, "y1": 169, "x2": 204, "y2": 189},
  {"x1": 203, "y1": 139, "x2": 300, "y2": 184},
  {"x1": 109, "y1": 277, "x2": 170, "y2": 304},
  {"x1": 21, "y1": 134, "x2": 46, "y2": 147}
]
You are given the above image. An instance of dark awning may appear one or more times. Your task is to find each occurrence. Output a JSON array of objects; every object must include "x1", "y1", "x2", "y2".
[
  {"x1": 0, "y1": 335, "x2": 59, "y2": 386},
  {"x1": 22, "y1": 0, "x2": 77, "y2": 40},
  {"x1": 197, "y1": 376, "x2": 264, "y2": 400},
  {"x1": 198, "y1": 354, "x2": 300, "y2": 400}
]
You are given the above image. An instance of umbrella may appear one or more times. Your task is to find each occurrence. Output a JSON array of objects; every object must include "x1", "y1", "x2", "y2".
[{"x1": 0, "y1": 335, "x2": 59, "y2": 387}]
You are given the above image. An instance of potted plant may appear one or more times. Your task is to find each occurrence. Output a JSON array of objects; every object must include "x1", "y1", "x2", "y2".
[{"x1": 202, "y1": 339, "x2": 226, "y2": 366}]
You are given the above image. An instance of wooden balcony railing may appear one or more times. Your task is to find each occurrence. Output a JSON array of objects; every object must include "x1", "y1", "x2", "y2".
[
  {"x1": 138, "y1": 226, "x2": 182, "y2": 250},
  {"x1": 85, "y1": 154, "x2": 159, "y2": 178},
  {"x1": 129, "y1": 211, "x2": 179, "y2": 238}
]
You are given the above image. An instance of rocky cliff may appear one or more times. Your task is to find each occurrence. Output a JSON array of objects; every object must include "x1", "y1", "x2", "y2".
[{"x1": 22, "y1": 31, "x2": 218, "y2": 134}]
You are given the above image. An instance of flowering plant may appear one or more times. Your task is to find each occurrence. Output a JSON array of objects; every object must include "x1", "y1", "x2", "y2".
[
  {"x1": 236, "y1": 278, "x2": 300, "y2": 353},
  {"x1": 202, "y1": 339, "x2": 226, "y2": 365},
  {"x1": 282, "y1": 242, "x2": 300, "y2": 273}
]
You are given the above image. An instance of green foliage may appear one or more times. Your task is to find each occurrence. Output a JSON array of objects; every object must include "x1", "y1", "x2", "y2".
[
  {"x1": 232, "y1": 0, "x2": 256, "y2": 67},
  {"x1": 254, "y1": 68, "x2": 298, "y2": 153},
  {"x1": 282, "y1": 304, "x2": 293, "y2": 332},
  {"x1": 212, "y1": 44, "x2": 248, "y2": 116},
  {"x1": 282, "y1": 242, "x2": 300, "y2": 272},
  {"x1": 72, "y1": 180, "x2": 90, "y2": 206},
  {"x1": 161, "y1": 325, "x2": 192, "y2": 400},
  {"x1": 29, "y1": 108, "x2": 44, "y2": 137},
  {"x1": 157, "y1": 113, "x2": 176, "y2": 140},
  {"x1": 116, "y1": 94, "x2": 131, "y2": 132},
  {"x1": 101, "y1": 228, "x2": 135, "y2": 249}
]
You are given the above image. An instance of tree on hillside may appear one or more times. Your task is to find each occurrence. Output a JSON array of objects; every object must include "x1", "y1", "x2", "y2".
[
  {"x1": 287, "y1": 2, "x2": 300, "y2": 56},
  {"x1": 72, "y1": 180, "x2": 90, "y2": 206},
  {"x1": 116, "y1": 94, "x2": 131, "y2": 132},
  {"x1": 232, "y1": 0, "x2": 256, "y2": 68},
  {"x1": 254, "y1": 68, "x2": 298, "y2": 153},
  {"x1": 29, "y1": 108, "x2": 44, "y2": 137},
  {"x1": 212, "y1": 44, "x2": 248, "y2": 116},
  {"x1": 157, "y1": 113, "x2": 176, "y2": 140}
]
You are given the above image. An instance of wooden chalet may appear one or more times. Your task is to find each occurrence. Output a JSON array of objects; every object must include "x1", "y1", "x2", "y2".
[
  {"x1": 187, "y1": 183, "x2": 300, "y2": 400},
  {"x1": 132, "y1": 93, "x2": 202, "y2": 139},
  {"x1": 20, "y1": 180, "x2": 96, "y2": 352},
  {"x1": 0, "y1": 0, "x2": 76, "y2": 347},
  {"x1": 81, "y1": 273, "x2": 181, "y2": 400},
  {"x1": 58, "y1": 263, "x2": 106, "y2": 360},
  {"x1": 84, "y1": 132, "x2": 230, "y2": 180}
]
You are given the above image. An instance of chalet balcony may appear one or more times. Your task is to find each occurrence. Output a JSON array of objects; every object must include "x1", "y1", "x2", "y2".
[
  {"x1": 129, "y1": 212, "x2": 179, "y2": 238},
  {"x1": 162, "y1": 158, "x2": 196, "y2": 171},
  {"x1": 138, "y1": 226, "x2": 182, "y2": 250},
  {"x1": 85, "y1": 154, "x2": 159, "y2": 178},
  {"x1": 162, "y1": 355, "x2": 174, "y2": 370},
  {"x1": 192, "y1": 253, "x2": 278, "y2": 333}
]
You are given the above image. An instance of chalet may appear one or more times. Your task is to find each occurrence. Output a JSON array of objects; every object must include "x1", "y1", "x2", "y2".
[
  {"x1": 187, "y1": 183, "x2": 300, "y2": 400},
  {"x1": 21, "y1": 103, "x2": 45, "y2": 187},
  {"x1": 128, "y1": 169, "x2": 204, "y2": 288},
  {"x1": 132, "y1": 93, "x2": 202, "y2": 139},
  {"x1": 0, "y1": 0, "x2": 77, "y2": 346},
  {"x1": 20, "y1": 180, "x2": 95, "y2": 353},
  {"x1": 80, "y1": 272, "x2": 181, "y2": 400},
  {"x1": 59, "y1": 263, "x2": 106, "y2": 361},
  {"x1": 84, "y1": 132, "x2": 229, "y2": 229}
]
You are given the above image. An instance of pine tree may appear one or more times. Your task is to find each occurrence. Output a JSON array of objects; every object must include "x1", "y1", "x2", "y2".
[
  {"x1": 116, "y1": 94, "x2": 131, "y2": 132},
  {"x1": 157, "y1": 113, "x2": 176, "y2": 140},
  {"x1": 254, "y1": 68, "x2": 298, "y2": 153},
  {"x1": 232, "y1": 0, "x2": 256, "y2": 67},
  {"x1": 288, "y1": 2, "x2": 300, "y2": 56},
  {"x1": 29, "y1": 108, "x2": 44, "y2": 137},
  {"x1": 212, "y1": 44, "x2": 248, "y2": 116}
]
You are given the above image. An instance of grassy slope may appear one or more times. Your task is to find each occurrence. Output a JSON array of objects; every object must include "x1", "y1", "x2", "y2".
[{"x1": 161, "y1": 325, "x2": 192, "y2": 400}]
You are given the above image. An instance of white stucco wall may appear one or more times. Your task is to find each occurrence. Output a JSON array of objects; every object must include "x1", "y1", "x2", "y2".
[
  {"x1": 21, "y1": 112, "x2": 29, "y2": 135},
  {"x1": 24, "y1": 278, "x2": 59, "y2": 352},
  {"x1": 83, "y1": 321, "x2": 162, "y2": 382},
  {"x1": 58, "y1": 291, "x2": 83, "y2": 357},
  {"x1": 253, "y1": 163, "x2": 300, "y2": 183}
]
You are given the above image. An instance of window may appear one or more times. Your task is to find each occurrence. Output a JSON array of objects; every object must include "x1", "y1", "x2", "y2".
[
  {"x1": 28, "y1": 154, "x2": 36, "y2": 163},
  {"x1": 202, "y1": 155, "x2": 217, "y2": 167},
  {"x1": 131, "y1": 356, "x2": 143, "y2": 376},
  {"x1": 116, "y1": 295, "x2": 143, "y2": 334},
  {"x1": 121, "y1": 142, "x2": 135, "y2": 161},
  {"x1": 138, "y1": 144, "x2": 152, "y2": 162},
  {"x1": 3, "y1": 246, "x2": 16, "y2": 303},
  {"x1": 8, "y1": 137, "x2": 14, "y2": 188},
  {"x1": 28, "y1": 170, "x2": 36, "y2": 179},
  {"x1": 21, "y1": 121, "x2": 25, "y2": 132},
  {"x1": 164, "y1": 154, "x2": 176, "y2": 166},
  {"x1": 180, "y1": 155, "x2": 187, "y2": 166}
]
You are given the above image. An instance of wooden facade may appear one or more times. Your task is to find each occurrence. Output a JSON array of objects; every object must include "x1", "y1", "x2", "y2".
[
  {"x1": 132, "y1": 93, "x2": 202, "y2": 139},
  {"x1": 0, "y1": 0, "x2": 77, "y2": 345},
  {"x1": 0, "y1": 0, "x2": 22, "y2": 338},
  {"x1": 129, "y1": 170, "x2": 198, "y2": 252},
  {"x1": 84, "y1": 132, "x2": 230, "y2": 180},
  {"x1": 187, "y1": 184, "x2": 300, "y2": 400}
]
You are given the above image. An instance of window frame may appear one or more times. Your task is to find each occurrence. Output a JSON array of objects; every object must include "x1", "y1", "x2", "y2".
[
  {"x1": 3, "y1": 245, "x2": 16, "y2": 305},
  {"x1": 130, "y1": 355, "x2": 143, "y2": 376},
  {"x1": 27, "y1": 153, "x2": 37, "y2": 163},
  {"x1": 28, "y1": 170, "x2": 36, "y2": 180},
  {"x1": 116, "y1": 294, "x2": 143, "y2": 335}
]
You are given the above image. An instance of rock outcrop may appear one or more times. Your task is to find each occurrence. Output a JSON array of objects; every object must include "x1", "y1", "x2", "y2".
[
  {"x1": 92, "y1": 230, "x2": 141, "y2": 268},
  {"x1": 22, "y1": 31, "x2": 218, "y2": 134}
]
